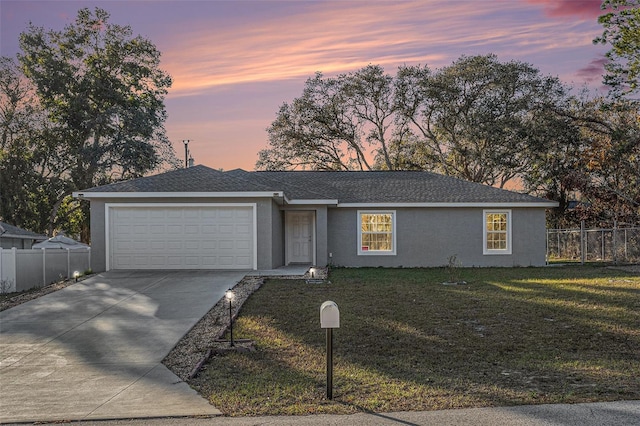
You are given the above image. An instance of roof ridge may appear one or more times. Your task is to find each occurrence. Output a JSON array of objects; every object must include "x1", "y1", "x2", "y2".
[{"x1": 249, "y1": 171, "x2": 337, "y2": 200}]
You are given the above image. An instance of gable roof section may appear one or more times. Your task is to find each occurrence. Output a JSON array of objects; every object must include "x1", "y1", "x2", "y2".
[
  {"x1": 74, "y1": 165, "x2": 558, "y2": 207},
  {"x1": 76, "y1": 165, "x2": 271, "y2": 193},
  {"x1": 252, "y1": 171, "x2": 551, "y2": 205},
  {"x1": 0, "y1": 221, "x2": 47, "y2": 241}
]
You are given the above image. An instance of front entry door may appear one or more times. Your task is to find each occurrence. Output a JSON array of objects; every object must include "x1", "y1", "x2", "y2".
[{"x1": 286, "y1": 211, "x2": 314, "y2": 264}]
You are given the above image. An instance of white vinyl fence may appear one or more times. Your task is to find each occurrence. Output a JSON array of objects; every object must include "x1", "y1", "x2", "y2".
[
  {"x1": 546, "y1": 226, "x2": 640, "y2": 264},
  {"x1": 0, "y1": 247, "x2": 91, "y2": 293}
]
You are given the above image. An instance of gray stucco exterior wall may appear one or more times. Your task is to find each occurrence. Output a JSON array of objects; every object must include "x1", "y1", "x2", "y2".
[
  {"x1": 270, "y1": 201, "x2": 284, "y2": 269},
  {"x1": 315, "y1": 206, "x2": 328, "y2": 267},
  {"x1": 89, "y1": 200, "x2": 107, "y2": 272},
  {"x1": 327, "y1": 207, "x2": 548, "y2": 268}
]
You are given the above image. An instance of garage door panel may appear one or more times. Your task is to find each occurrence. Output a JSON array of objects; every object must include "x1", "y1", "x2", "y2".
[
  {"x1": 185, "y1": 225, "x2": 199, "y2": 234},
  {"x1": 109, "y1": 206, "x2": 254, "y2": 270},
  {"x1": 236, "y1": 240, "x2": 251, "y2": 250},
  {"x1": 167, "y1": 225, "x2": 182, "y2": 234},
  {"x1": 150, "y1": 241, "x2": 165, "y2": 250},
  {"x1": 167, "y1": 241, "x2": 183, "y2": 250},
  {"x1": 201, "y1": 224, "x2": 216, "y2": 234}
]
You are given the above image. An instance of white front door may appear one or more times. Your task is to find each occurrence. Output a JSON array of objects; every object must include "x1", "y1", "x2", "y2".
[{"x1": 286, "y1": 211, "x2": 314, "y2": 264}]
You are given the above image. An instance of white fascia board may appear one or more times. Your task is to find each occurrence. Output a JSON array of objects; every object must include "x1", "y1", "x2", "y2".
[
  {"x1": 337, "y1": 201, "x2": 559, "y2": 208},
  {"x1": 74, "y1": 191, "x2": 283, "y2": 199},
  {"x1": 286, "y1": 199, "x2": 339, "y2": 205}
]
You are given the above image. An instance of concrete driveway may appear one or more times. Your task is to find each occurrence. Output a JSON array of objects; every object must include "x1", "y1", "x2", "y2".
[{"x1": 0, "y1": 270, "x2": 247, "y2": 424}]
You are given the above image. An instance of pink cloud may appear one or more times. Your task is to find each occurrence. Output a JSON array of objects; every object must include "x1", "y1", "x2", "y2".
[
  {"x1": 161, "y1": 0, "x2": 597, "y2": 96},
  {"x1": 525, "y1": 0, "x2": 603, "y2": 19}
]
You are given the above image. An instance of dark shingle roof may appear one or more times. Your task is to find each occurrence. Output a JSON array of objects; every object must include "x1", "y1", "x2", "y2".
[
  {"x1": 80, "y1": 165, "x2": 554, "y2": 205},
  {"x1": 252, "y1": 170, "x2": 549, "y2": 204},
  {"x1": 0, "y1": 221, "x2": 47, "y2": 240},
  {"x1": 79, "y1": 165, "x2": 272, "y2": 193}
]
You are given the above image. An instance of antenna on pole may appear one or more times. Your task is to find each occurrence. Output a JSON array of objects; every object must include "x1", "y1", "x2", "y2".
[{"x1": 182, "y1": 140, "x2": 190, "y2": 168}]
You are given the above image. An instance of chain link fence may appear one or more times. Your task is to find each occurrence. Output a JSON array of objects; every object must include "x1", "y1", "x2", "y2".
[{"x1": 546, "y1": 227, "x2": 640, "y2": 264}]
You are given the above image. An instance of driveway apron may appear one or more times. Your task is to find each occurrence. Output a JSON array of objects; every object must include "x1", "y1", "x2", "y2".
[{"x1": 0, "y1": 270, "x2": 247, "y2": 423}]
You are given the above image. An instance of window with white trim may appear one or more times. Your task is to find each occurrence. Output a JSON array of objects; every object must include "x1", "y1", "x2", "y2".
[
  {"x1": 483, "y1": 210, "x2": 512, "y2": 255},
  {"x1": 358, "y1": 210, "x2": 396, "y2": 255}
]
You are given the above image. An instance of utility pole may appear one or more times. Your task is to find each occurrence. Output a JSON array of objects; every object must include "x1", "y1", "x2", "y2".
[{"x1": 183, "y1": 140, "x2": 190, "y2": 168}]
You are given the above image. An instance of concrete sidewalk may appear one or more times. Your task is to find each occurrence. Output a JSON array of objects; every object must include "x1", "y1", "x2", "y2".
[
  {"x1": 31, "y1": 400, "x2": 640, "y2": 426},
  {"x1": 0, "y1": 270, "x2": 247, "y2": 424}
]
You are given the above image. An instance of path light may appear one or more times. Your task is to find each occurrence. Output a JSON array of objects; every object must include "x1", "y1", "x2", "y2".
[
  {"x1": 309, "y1": 266, "x2": 317, "y2": 278},
  {"x1": 73, "y1": 271, "x2": 80, "y2": 282},
  {"x1": 225, "y1": 289, "x2": 235, "y2": 347}
]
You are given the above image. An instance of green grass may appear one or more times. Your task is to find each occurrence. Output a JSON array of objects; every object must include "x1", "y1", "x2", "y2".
[{"x1": 190, "y1": 266, "x2": 640, "y2": 416}]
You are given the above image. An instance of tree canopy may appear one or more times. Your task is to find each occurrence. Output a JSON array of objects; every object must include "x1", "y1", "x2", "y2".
[
  {"x1": 257, "y1": 65, "x2": 397, "y2": 171},
  {"x1": 595, "y1": 0, "x2": 640, "y2": 97},
  {"x1": 258, "y1": 55, "x2": 571, "y2": 188},
  {"x1": 0, "y1": 7, "x2": 177, "y2": 239},
  {"x1": 395, "y1": 55, "x2": 568, "y2": 188}
]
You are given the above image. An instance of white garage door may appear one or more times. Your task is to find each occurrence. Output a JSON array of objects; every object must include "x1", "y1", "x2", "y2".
[{"x1": 108, "y1": 205, "x2": 255, "y2": 270}]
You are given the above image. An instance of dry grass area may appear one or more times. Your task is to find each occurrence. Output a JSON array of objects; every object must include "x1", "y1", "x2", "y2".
[{"x1": 190, "y1": 266, "x2": 640, "y2": 416}]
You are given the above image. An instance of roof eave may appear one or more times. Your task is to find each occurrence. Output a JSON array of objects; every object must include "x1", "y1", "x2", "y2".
[
  {"x1": 73, "y1": 191, "x2": 285, "y2": 199},
  {"x1": 286, "y1": 199, "x2": 339, "y2": 205},
  {"x1": 337, "y1": 202, "x2": 559, "y2": 208},
  {"x1": 0, "y1": 233, "x2": 47, "y2": 240}
]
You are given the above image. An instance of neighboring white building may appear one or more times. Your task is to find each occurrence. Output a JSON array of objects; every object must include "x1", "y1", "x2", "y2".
[{"x1": 0, "y1": 222, "x2": 47, "y2": 249}]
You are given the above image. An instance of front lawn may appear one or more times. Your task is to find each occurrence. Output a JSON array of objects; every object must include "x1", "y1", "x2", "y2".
[{"x1": 191, "y1": 266, "x2": 640, "y2": 416}]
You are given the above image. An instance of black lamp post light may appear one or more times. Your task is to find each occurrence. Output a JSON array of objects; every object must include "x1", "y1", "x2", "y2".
[{"x1": 225, "y1": 289, "x2": 235, "y2": 347}]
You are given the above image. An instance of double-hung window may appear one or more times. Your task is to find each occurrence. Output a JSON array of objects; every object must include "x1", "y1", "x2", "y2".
[
  {"x1": 483, "y1": 210, "x2": 512, "y2": 255},
  {"x1": 358, "y1": 210, "x2": 396, "y2": 255}
]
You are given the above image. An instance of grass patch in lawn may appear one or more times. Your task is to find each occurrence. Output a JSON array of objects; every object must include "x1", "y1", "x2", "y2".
[{"x1": 190, "y1": 266, "x2": 640, "y2": 416}]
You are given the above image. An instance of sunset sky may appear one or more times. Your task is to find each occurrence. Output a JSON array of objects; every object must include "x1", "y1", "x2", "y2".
[{"x1": 1, "y1": 0, "x2": 608, "y2": 171}]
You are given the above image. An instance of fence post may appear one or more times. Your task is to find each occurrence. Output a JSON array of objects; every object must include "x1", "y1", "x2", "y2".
[
  {"x1": 625, "y1": 229, "x2": 628, "y2": 261},
  {"x1": 42, "y1": 248, "x2": 46, "y2": 287},
  {"x1": 546, "y1": 229, "x2": 552, "y2": 263},
  {"x1": 580, "y1": 221, "x2": 586, "y2": 264},
  {"x1": 613, "y1": 221, "x2": 618, "y2": 264}
]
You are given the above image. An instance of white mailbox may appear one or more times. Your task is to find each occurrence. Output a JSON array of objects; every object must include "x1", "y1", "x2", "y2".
[{"x1": 320, "y1": 301, "x2": 340, "y2": 328}]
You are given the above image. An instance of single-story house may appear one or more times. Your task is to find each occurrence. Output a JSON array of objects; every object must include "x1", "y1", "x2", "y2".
[
  {"x1": 73, "y1": 165, "x2": 558, "y2": 272},
  {"x1": 0, "y1": 221, "x2": 47, "y2": 249}
]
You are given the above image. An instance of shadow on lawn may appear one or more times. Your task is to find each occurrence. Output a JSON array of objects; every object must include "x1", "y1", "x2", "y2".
[{"x1": 210, "y1": 266, "x2": 640, "y2": 414}]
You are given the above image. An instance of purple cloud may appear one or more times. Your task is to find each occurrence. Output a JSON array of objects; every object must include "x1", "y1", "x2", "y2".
[{"x1": 576, "y1": 56, "x2": 607, "y2": 82}]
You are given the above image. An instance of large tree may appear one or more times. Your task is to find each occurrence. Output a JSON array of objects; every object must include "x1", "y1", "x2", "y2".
[
  {"x1": 257, "y1": 65, "x2": 398, "y2": 171},
  {"x1": 9, "y1": 7, "x2": 177, "y2": 238},
  {"x1": 0, "y1": 57, "x2": 65, "y2": 234},
  {"x1": 595, "y1": 0, "x2": 640, "y2": 97},
  {"x1": 569, "y1": 97, "x2": 640, "y2": 226},
  {"x1": 258, "y1": 56, "x2": 572, "y2": 192},
  {"x1": 395, "y1": 55, "x2": 570, "y2": 188}
]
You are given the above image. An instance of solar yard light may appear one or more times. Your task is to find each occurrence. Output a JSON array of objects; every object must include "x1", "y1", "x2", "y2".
[
  {"x1": 225, "y1": 289, "x2": 235, "y2": 347},
  {"x1": 73, "y1": 271, "x2": 80, "y2": 282}
]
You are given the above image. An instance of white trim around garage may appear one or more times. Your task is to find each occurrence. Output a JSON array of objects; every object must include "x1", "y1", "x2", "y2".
[{"x1": 104, "y1": 203, "x2": 257, "y2": 271}]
